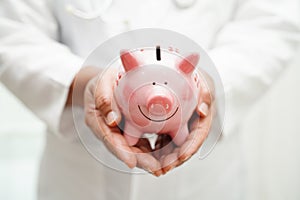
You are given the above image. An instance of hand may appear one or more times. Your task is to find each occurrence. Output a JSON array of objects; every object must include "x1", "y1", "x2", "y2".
[
  {"x1": 83, "y1": 67, "x2": 163, "y2": 176},
  {"x1": 153, "y1": 71, "x2": 215, "y2": 174}
]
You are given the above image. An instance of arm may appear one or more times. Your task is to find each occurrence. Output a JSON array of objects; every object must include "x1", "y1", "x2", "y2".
[
  {"x1": 0, "y1": 0, "x2": 83, "y2": 134},
  {"x1": 157, "y1": 0, "x2": 300, "y2": 173},
  {"x1": 0, "y1": 0, "x2": 163, "y2": 174},
  {"x1": 209, "y1": 0, "x2": 300, "y2": 135}
]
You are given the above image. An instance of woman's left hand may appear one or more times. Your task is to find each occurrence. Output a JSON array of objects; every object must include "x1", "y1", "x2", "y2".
[{"x1": 153, "y1": 71, "x2": 215, "y2": 174}]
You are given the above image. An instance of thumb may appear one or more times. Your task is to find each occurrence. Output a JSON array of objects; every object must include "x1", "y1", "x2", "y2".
[
  {"x1": 94, "y1": 69, "x2": 121, "y2": 126},
  {"x1": 197, "y1": 71, "x2": 214, "y2": 117}
]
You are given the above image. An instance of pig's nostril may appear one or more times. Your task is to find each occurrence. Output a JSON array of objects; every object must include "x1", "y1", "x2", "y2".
[{"x1": 166, "y1": 103, "x2": 169, "y2": 109}]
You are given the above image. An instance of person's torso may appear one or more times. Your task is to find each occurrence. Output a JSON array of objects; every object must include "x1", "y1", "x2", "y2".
[
  {"x1": 50, "y1": 0, "x2": 237, "y2": 57},
  {"x1": 39, "y1": 1, "x2": 244, "y2": 200}
]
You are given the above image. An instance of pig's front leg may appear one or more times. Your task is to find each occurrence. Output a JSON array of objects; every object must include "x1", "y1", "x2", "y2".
[
  {"x1": 123, "y1": 121, "x2": 143, "y2": 146},
  {"x1": 170, "y1": 125, "x2": 189, "y2": 146}
]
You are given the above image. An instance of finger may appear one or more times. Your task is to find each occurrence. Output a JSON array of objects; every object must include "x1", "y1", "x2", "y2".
[
  {"x1": 135, "y1": 138, "x2": 153, "y2": 153},
  {"x1": 155, "y1": 134, "x2": 173, "y2": 150},
  {"x1": 161, "y1": 152, "x2": 180, "y2": 174},
  {"x1": 85, "y1": 109, "x2": 137, "y2": 168},
  {"x1": 99, "y1": 117, "x2": 138, "y2": 169},
  {"x1": 196, "y1": 71, "x2": 215, "y2": 117},
  {"x1": 131, "y1": 147, "x2": 163, "y2": 177},
  {"x1": 94, "y1": 69, "x2": 121, "y2": 126},
  {"x1": 197, "y1": 102, "x2": 209, "y2": 118},
  {"x1": 161, "y1": 147, "x2": 181, "y2": 174},
  {"x1": 153, "y1": 134, "x2": 175, "y2": 159},
  {"x1": 178, "y1": 108, "x2": 213, "y2": 163}
]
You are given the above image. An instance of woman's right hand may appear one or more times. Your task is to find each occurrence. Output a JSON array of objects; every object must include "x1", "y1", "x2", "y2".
[{"x1": 83, "y1": 67, "x2": 163, "y2": 176}]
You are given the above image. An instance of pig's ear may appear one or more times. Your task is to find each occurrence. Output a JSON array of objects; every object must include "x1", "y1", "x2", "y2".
[
  {"x1": 177, "y1": 53, "x2": 200, "y2": 75},
  {"x1": 120, "y1": 50, "x2": 140, "y2": 72}
]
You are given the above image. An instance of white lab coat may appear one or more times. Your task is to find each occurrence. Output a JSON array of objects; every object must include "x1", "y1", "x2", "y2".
[{"x1": 0, "y1": 0, "x2": 299, "y2": 199}]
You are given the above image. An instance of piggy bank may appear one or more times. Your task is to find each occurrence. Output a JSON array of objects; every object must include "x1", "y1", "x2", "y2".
[{"x1": 114, "y1": 47, "x2": 201, "y2": 146}]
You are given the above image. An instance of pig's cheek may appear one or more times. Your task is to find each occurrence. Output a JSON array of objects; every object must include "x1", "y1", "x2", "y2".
[
  {"x1": 128, "y1": 91, "x2": 150, "y2": 127},
  {"x1": 181, "y1": 86, "x2": 193, "y2": 101},
  {"x1": 129, "y1": 104, "x2": 150, "y2": 127},
  {"x1": 122, "y1": 84, "x2": 134, "y2": 103}
]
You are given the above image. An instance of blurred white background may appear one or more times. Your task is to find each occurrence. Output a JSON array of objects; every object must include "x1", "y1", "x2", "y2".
[{"x1": 0, "y1": 49, "x2": 300, "y2": 200}]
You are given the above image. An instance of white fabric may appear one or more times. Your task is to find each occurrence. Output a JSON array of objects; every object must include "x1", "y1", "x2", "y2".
[
  {"x1": 0, "y1": 0, "x2": 83, "y2": 134},
  {"x1": 0, "y1": 0, "x2": 299, "y2": 199}
]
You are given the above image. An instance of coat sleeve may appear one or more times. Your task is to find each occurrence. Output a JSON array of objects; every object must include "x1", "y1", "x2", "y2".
[
  {"x1": 209, "y1": 0, "x2": 300, "y2": 135},
  {"x1": 0, "y1": 0, "x2": 83, "y2": 134}
]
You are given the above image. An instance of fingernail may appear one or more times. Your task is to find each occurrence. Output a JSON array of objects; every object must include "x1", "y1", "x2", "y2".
[
  {"x1": 198, "y1": 103, "x2": 208, "y2": 117},
  {"x1": 180, "y1": 155, "x2": 191, "y2": 162},
  {"x1": 127, "y1": 164, "x2": 135, "y2": 169},
  {"x1": 146, "y1": 168, "x2": 153, "y2": 174},
  {"x1": 106, "y1": 111, "x2": 118, "y2": 126},
  {"x1": 163, "y1": 165, "x2": 174, "y2": 174},
  {"x1": 154, "y1": 170, "x2": 162, "y2": 177}
]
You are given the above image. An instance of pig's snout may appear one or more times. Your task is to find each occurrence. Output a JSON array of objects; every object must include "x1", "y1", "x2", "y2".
[{"x1": 146, "y1": 89, "x2": 173, "y2": 116}]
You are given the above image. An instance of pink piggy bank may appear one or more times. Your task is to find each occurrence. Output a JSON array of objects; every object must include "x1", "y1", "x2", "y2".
[{"x1": 114, "y1": 47, "x2": 201, "y2": 146}]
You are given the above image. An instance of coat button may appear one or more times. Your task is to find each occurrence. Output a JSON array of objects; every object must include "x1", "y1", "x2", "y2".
[{"x1": 173, "y1": 0, "x2": 197, "y2": 9}]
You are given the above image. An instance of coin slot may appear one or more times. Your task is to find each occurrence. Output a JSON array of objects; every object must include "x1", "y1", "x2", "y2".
[{"x1": 156, "y1": 45, "x2": 161, "y2": 61}]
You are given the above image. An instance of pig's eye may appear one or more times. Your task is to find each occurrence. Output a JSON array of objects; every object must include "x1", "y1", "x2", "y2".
[
  {"x1": 152, "y1": 82, "x2": 156, "y2": 85},
  {"x1": 164, "y1": 82, "x2": 168, "y2": 85}
]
